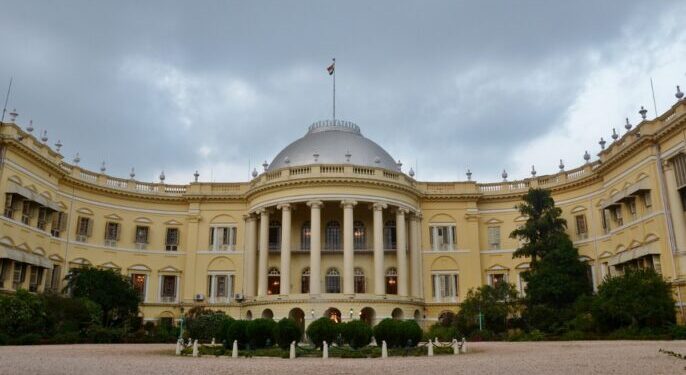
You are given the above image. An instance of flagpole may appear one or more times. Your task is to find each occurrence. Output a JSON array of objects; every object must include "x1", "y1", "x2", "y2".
[
  {"x1": 332, "y1": 58, "x2": 336, "y2": 123},
  {"x1": 1, "y1": 77, "x2": 12, "y2": 124}
]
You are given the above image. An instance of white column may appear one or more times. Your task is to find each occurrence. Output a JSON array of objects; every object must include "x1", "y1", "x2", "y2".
[
  {"x1": 257, "y1": 209, "x2": 269, "y2": 297},
  {"x1": 409, "y1": 214, "x2": 421, "y2": 298},
  {"x1": 431, "y1": 226, "x2": 438, "y2": 251},
  {"x1": 308, "y1": 201, "x2": 322, "y2": 295},
  {"x1": 396, "y1": 208, "x2": 408, "y2": 297},
  {"x1": 373, "y1": 202, "x2": 387, "y2": 295},
  {"x1": 243, "y1": 215, "x2": 257, "y2": 297},
  {"x1": 279, "y1": 203, "x2": 292, "y2": 296},
  {"x1": 342, "y1": 200, "x2": 357, "y2": 295},
  {"x1": 665, "y1": 162, "x2": 686, "y2": 252}
]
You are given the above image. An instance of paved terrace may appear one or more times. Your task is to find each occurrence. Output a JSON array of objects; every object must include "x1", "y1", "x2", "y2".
[{"x1": 1, "y1": 341, "x2": 686, "y2": 375}]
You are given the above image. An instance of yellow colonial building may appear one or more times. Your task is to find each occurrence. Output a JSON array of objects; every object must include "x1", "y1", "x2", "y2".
[{"x1": 2, "y1": 89, "x2": 686, "y2": 329}]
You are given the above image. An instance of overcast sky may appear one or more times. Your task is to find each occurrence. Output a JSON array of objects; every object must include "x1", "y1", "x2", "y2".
[{"x1": 1, "y1": 1, "x2": 684, "y2": 184}]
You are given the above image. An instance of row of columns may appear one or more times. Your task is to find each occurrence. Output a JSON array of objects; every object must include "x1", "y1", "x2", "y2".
[{"x1": 243, "y1": 200, "x2": 421, "y2": 299}]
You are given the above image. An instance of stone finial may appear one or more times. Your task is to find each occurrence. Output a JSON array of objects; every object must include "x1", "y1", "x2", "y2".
[
  {"x1": 558, "y1": 159, "x2": 565, "y2": 171},
  {"x1": 262, "y1": 160, "x2": 268, "y2": 171},
  {"x1": 130, "y1": 167, "x2": 136, "y2": 179},
  {"x1": 677, "y1": 85, "x2": 684, "y2": 101},
  {"x1": 624, "y1": 117, "x2": 632, "y2": 131},
  {"x1": 466, "y1": 169, "x2": 472, "y2": 181},
  {"x1": 408, "y1": 167, "x2": 415, "y2": 177},
  {"x1": 55, "y1": 139, "x2": 62, "y2": 152},
  {"x1": 345, "y1": 151, "x2": 351, "y2": 162},
  {"x1": 531, "y1": 165, "x2": 537, "y2": 177},
  {"x1": 599, "y1": 137, "x2": 606, "y2": 150},
  {"x1": 8, "y1": 108, "x2": 18, "y2": 123},
  {"x1": 41, "y1": 130, "x2": 48, "y2": 143},
  {"x1": 73, "y1": 152, "x2": 81, "y2": 165},
  {"x1": 611, "y1": 128, "x2": 619, "y2": 140},
  {"x1": 639, "y1": 106, "x2": 647, "y2": 120},
  {"x1": 251, "y1": 168, "x2": 258, "y2": 178},
  {"x1": 100, "y1": 161, "x2": 106, "y2": 173},
  {"x1": 159, "y1": 170, "x2": 165, "y2": 183},
  {"x1": 396, "y1": 160, "x2": 402, "y2": 171},
  {"x1": 313, "y1": 153, "x2": 319, "y2": 162},
  {"x1": 193, "y1": 170, "x2": 199, "y2": 182},
  {"x1": 501, "y1": 169, "x2": 508, "y2": 181},
  {"x1": 584, "y1": 150, "x2": 591, "y2": 163},
  {"x1": 27, "y1": 120, "x2": 34, "y2": 133}
]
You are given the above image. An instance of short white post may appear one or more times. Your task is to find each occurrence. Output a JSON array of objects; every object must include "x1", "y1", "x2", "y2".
[
  {"x1": 381, "y1": 340, "x2": 388, "y2": 358},
  {"x1": 192, "y1": 340, "x2": 199, "y2": 357},
  {"x1": 461, "y1": 338, "x2": 467, "y2": 353},
  {"x1": 427, "y1": 342, "x2": 434, "y2": 357},
  {"x1": 211, "y1": 337, "x2": 216, "y2": 345},
  {"x1": 434, "y1": 337, "x2": 439, "y2": 345},
  {"x1": 175, "y1": 339, "x2": 182, "y2": 356},
  {"x1": 187, "y1": 337, "x2": 192, "y2": 346},
  {"x1": 323, "y1": 341, "x2": 329, "y2": 359},
  {"x1": 370, "y1": 336, "x2": 377, "y2": 347},
  {"x1": 452, "y1": 339, "x2": 459, "y2": 355},
  {"x1": 232, "y1": 340, "x2": 238, "y2": 358},
  {"x1": 290, "y1": 341, "x2": 296, "y2": 359}
]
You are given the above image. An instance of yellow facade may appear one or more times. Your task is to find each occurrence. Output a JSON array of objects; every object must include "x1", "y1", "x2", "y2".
[{"x1": 2, "y1": 99, "x2": 686, "y2": 329}]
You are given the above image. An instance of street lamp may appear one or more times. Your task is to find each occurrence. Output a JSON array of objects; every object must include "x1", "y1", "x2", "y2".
[
  {"x1": 178, "y1": 306, "x2": 185, "y2": 340},
  {"x1": 349, "y1": 308, "x2": 354, "y2": 320}
]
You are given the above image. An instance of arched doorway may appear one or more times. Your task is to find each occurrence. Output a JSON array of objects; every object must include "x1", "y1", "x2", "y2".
[
  {"x1": 414, "y1": 309, "x2": 421, "y2": 322},
  {"x1": 245, "y1": 310, "x2": 253, "y2": 320},
  {"x1": 262, "y1": 309, "x2": 274, "y2": 320},
  {"x1": 289, "y1": 308, "x2": 306, "y2": 337},
  {"x1": 360, "y1": 307, "x2": 375, "y2": 326},
  {"x1": 391, "y1": 308, "x2": 404, "y2": 320},
  {"x1": 325, "y1": 307, "x2": 342, "y2": 323}
]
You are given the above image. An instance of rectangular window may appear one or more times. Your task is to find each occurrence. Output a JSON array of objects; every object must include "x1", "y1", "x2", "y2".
[
  {"x1": 575, "y1": 215, "x2": 588, "y2": 240},
  {"x1": 76, "y1": 216, "x2": 92, "y2": 242},
  {"x1": 36, "y1": 207, "x2": 49, "y2": 230},
  {"x1": 165, "y1": 228, "x2": 179, "y2": 251},
  {"x1": 643, "y1": 191, "x2": 652, "y2": 209},
  {"x1": 0, "y1": 260, "x2": 10, "y2": 289},
  {"x1": 3, "y1": 193, "x2": 15, "y2": 219},
  {"x1": 210, "y1": 226, "x2": 236, "y2": 251},
  {"x1": 21, "y1": 200, "x2": 32, "y2": 225},
  {"x1": 627, "y1": 199, "x2": 637, "y2": 219},
  {"x1": 613, "y1": 206, "x2": 623, "y2": 227},
  {"x1": 48, "y1": 265, "x2": 61, "y2": 292},
  {"x1": 131, "y1": 274, "x2": 147, "y2": 301},
  {"x1": 12, "y1": 263, "x2": 26, "y2": 289},
  {"x1": 134, "y1": 226, "x2": 149, "y2": 249},
  {"x1": 489, "y1": 273, "x2": 506, "y2": 286},
  {"x1": 51, "y1": 212, "x2": 67, "y2": 238},
  {"x1": 432, "y1": 274, "x2": 458, "y2": 302},
  {"x1": 160, "y1": 275, "x2": 177, "y2": 302},
  {"x1": 104, "y1": 222, "x2": 120, "y2": 246},
  {"x1": 29, "y1": 267, "x2": 43, "y2": 292},
  {"x1": 488, "y1": 226, "x2": 501, "y2": 250},
  {"x1": 430, "y1": 225, "x2": 456, "y2": 250},
  {"x1": 518, "y1": 272, "x2": 527, "y2": 296}
]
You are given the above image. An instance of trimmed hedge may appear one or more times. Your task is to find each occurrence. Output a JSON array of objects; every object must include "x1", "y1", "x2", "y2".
[
  {"x1": 306, "y1": 317, "x2": 338, "y2": 348},
  {"x1": 246, "y1": 318, "x2": 277, "y2": 348},
  {"x1": 373, "y1": 319, "x2": 422, "y2": 348},
  {"x1": 341, "y1": 320, "x2": 373, "y2": 349},
  {"x1": 275, "y1": 318, "x2": 301, "y2": 349}
]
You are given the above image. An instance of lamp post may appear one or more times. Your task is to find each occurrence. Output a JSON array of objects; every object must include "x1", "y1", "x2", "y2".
[
  {"x1": 349, "y1": 308, "x2": 354, "y2": 320},
  {"x1": 178, "y1": 306, "x2": 185, "y2": 340}
]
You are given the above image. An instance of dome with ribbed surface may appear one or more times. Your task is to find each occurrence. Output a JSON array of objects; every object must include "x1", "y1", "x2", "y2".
[{"x1": 267, "y1": 120, "x2": 398, "y2": 172}]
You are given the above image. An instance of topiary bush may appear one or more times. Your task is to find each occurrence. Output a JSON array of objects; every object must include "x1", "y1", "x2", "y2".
[
  {"x1": 342, "y1": 320, "x2": 373, "y2": 348},
  {"x1": 306, "y1": 317, "x2": 338, "y2": 348},
  {"x1": 426, "y1": 323, "x2": 459, "y2": 341},
  {"x1": 224, "y1": 320, "x2": 249, "y2": 349},
  {"x1": 401, "y1": 320, "x2": 423, "y2": 347},
  {"x1": 275, "y1": 318, "x2": 301, "y2": 349},
  {"x1": 373, "y1": 318, "x2": 402, "y2": 348},
  {"x1": 186, "y1": 310, "x2": 234, "y2": 341},
  {"x1": 246, "y1": 318, "x2": 277, "y2": 348}
]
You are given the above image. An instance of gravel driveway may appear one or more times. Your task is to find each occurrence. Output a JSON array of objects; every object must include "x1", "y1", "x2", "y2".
[{"x1": 1, "y1": 341, "x2": 686, "y2": 375}]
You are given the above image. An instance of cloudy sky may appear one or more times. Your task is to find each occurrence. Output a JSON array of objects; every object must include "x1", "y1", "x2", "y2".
[{"x1": 1, "y1": 1, "x2": 684, "y2": 184}]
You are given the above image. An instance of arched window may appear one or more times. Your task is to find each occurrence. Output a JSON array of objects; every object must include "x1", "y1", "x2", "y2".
[
  {"x1": 325, "y1": 267, "x2": 341, "y2": 293},
  {"x1": 267, "y1": 267, "x2": 280, "y2": 295},
  {"x1": 383, "y1": 220, "x2": 396, "y2": 249},
  {"x1": 301, "y1": 267, "x2": 310, "y2": 294},
  {"x1": 385, "y1": 267, "x2": 398, "y2": 295},
  {"x1": 269, "y1": 220, "x2": 281, "y2": 250},
  {"x1": 354, "y1": 267, "x2": 366, "y2": 293},
  {"x1": 301, "y1": 221, "x2": 311, "y2": 250},
  {"x1": 353, "y1": 221, "x2": 366, "y2": 250},
  {"x1": 325, "y1": 221, "x2": 341, "y2": 250}
]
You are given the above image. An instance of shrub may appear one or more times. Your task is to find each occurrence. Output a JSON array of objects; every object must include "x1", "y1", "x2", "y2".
[
  {"x1": 373, "y1": 319, "x2": 420, "y2": 348},
  {"x1": 224, "y1": 320, "x2": 249, "y2": 349},
  {"x1": 50, "y1": 332, "x2": 82, "y2": 344},
  {"x1": 306, "y1": 317, "x2": 338, "y2": 348},
  {"x1": 342, "y1": 320, "x2": 373, "y2": 349},
  {"x1": 87, "y1": 326, "x2": 124, "y2": 343},
  {"x1": 426, "y1": 323, "x2": 459, "y2": 341},
  {"x1": 14, "y1": 333, "x2": 41, "y2": 345},
  {"x1": 592, "y1": 269, "x2": 676, "y2": 332},
  {"x1": 43, "y1": 295, "x2": 101, "y2": 336},
  {"x1": 186, "y1": 310, "x2": 233, "y2": 341},
  {"x1": 275, "y1": 318, "x2": 301, "y2": 349},
  {"x1": 454, "y1": 283, "x2": 519, "y2": 337},
  {"x1": 0, "y1": 289, "x2": 47, "y2": 337},
  {"x1": 401, "y1": 320, "x2": 423, "y2": 347},
  {"x1": 246, "y1": 318, "x2": 276, "y2": 348}
]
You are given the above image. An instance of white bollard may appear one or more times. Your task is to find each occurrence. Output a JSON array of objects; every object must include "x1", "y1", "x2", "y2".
[
  {"x1": 452, "y1": 339, "x2": 459, "y2": 355},
  {"x1": 232, "y1": 340, "x2": 238, "y2": 358},
  {"x1": 290, "y1": 341, "x2": 296, "y2": 359},
  {"x1": 175, "y1": 339, "x2": 182, "y2": 356},
  {"x1": 381, "y1": 340, "x2": 388, "y2": 358},
  {"x1": 434, "y1": 337, "x2": 440, "y2": 345},
  {"x1": 192, "y1": 340, "x2": 199, "y2": 357},
  {"x1": 370, "y1": 337, "x2": 377, "y2": 347},
  {"x1": 211, "y1": 338, "x2": 215, "y2": 345},
  {"x1": 428, "y1": 342, "x2": 434, "y2": 357},
  {"x1": 322, "y1": 341, "x2": 329, "y2": 359},
  {"x1": 461, "y1": 338, "x2": 467, "y2": 353}
]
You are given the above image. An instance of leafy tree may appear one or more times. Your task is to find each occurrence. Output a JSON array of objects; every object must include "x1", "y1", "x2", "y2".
[
  {"x1": 42, "y1": 294, "x2": 101, "y2": 335},
  {"x1": 592, "y1": 269, "x2": 676, "y2": 331},
  {"x1": 454, "y1": 282, "x2": 519, "y2": 337},
  {"x1": 186, "y1": 309, "x2": 233, "y2": 341},
  {"x1": 511, "y1": 188, "x2": 567, "y2": 265},
  {"x1": 0, "y1": 289, "x2": 47, "y2": 337},
  {"x1": 64, "y1": 267, "x2": 139, "y2": 327}
]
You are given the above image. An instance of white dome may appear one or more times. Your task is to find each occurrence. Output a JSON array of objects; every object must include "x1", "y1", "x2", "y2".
[{"x1": 267, "y1": 120, "x2": 398, "y2": 172}]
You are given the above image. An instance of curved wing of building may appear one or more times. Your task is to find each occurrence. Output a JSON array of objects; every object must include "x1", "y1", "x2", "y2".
[{"x1": 1, "y1": 98, "x2": 686, "y2": 328}]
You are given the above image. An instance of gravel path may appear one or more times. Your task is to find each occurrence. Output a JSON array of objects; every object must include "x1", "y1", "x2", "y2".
[{"x1": 1, "y1": 341, "x2": 686, "y2": 375}]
